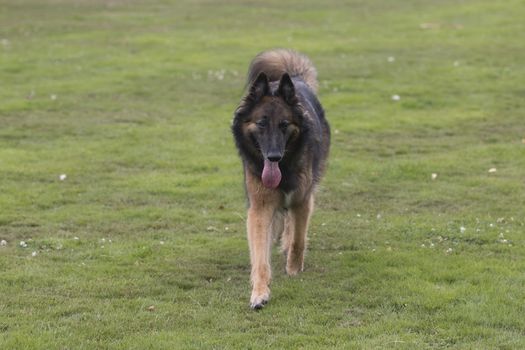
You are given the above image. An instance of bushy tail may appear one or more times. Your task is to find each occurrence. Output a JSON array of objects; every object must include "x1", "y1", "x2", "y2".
[{"x1": 247, "y1": 49, "x2": 318, "y2": 93}]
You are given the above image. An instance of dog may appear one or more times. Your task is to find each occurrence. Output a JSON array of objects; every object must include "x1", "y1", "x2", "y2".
[{"x1": 232, "y1": 49, "x2": 330, "y2": 309}]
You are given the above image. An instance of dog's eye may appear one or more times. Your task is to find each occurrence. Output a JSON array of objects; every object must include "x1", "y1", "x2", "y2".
[
  {"x1": 256, "y1": 118, "x2": 268, "y2": 128},
  {"x1": 279, "y1": 120, "x2": 289, "y2": 130}
]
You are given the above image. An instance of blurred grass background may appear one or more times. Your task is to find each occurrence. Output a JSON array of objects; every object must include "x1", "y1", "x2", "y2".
[{"x1": 1, "y1": 0, "x2": 524, "y2": 348}]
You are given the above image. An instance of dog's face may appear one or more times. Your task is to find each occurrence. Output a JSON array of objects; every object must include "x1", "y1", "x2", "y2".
[
  {"x1": 246, "y1": 97, "x2": 299, "y2": 162},
  {"x1": 234, "y1": 73, "x2": 302, "y2": 164},
  {"x1": 233, "y1": 72, "x2": 307, "y2": 189}
]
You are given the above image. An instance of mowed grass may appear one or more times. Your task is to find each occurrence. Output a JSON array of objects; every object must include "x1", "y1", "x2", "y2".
[{"x1": 1, "y1": 0, "x2": 524, "y2": 348}]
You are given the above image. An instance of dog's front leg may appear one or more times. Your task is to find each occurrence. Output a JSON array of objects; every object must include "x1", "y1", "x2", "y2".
[
  {"x1": 247, "y1": 204, "x2": 273, "y2": 309},
  {"x1": 286, "y1": 194, "x2": 314, "y2": 276},
  {"x1": 245, "y1": 171, "x2": 280, "y2": 309}
]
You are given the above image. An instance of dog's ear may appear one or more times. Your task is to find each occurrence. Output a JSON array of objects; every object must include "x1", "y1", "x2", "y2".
[
  {"x1": 233, "y1": 72, "x2": 269, "y2": 122},
  {"x1": 248, "y1": 72, "x2": 270, "y2": 103},
  {"x1": 278, "y1": 73, "x2": 297, "y2": 105}
]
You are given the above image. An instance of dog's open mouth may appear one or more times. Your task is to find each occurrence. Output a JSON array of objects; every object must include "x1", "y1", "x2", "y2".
[{"x1": 262, "y1": 159, "x2": 281, "y2": 189}]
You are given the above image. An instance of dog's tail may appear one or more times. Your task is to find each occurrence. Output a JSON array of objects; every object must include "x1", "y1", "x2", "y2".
[{"x1": 247, "y1": 49, "x2": 318, "y2": 93}]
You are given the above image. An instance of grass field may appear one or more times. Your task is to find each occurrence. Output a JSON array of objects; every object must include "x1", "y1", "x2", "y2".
[{"x1": 1, "y1": 0, "x2": 525, "y2": 348}]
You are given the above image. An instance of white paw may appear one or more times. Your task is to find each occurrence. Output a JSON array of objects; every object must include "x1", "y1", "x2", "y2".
[{"x1": 250, "y1": 290, "x2": 270, "y2": 310}]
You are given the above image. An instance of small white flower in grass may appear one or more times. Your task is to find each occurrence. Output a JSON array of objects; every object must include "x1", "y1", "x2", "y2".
[
  {"x1": 1, "y1": 239, "x2": 7, "y2": 246},
  {"x1": 387, "y1": 56, "x2": 395, "y2": 63},
  {"x1": 20, "y1": 241, "x2": 28, "y2": 248},
  {"x1": 453, "y1": 61, "x2": 460, "y2": 67},
  {"x1": 421, "y1": 244, "x2": 426, "y2": 248},
  {"x1": 391, "y1": 94, "x2": 401, "y2": 101},
  {"x1": 74, "y1": 236, "x2": 79, "y2": 240},
  {"x1": 445, "y1": 248, "x2": 453, "y2": 254},
  {"x1": 59, "y1": 174, "x2": 67, "y2": 181},
  {"x1": 159, "y1": 241, "x2": 165, "y2": 245},
  {"x1": 31, "y1": 251, "x2": 37, "y2": 257},
  {"x1": 429, "y1": 243, "x2": 435, "y2": 248},
  {"x1": 50, "y1": 94, "x2": 57, "y2": 100},
  {"x1": 431, "y1": 173, "x2": 438, "y2": 180},
  {"x1": 376, "y1": 214, "x2": 381, "y2": 220},
  {"x1": 488, "y1": 168, "x2": 497, "y2": 173},
  {"x1": 498, "y1": 233, "x2": 508, "y2": 244},
  {"x1": 460, "y1": 226, "x2": 466, "y2": 233}
]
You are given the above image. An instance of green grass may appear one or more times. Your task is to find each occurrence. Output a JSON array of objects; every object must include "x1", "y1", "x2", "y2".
[{"x1": 1, "y1": 0, "x2": 524, "y2": 348}]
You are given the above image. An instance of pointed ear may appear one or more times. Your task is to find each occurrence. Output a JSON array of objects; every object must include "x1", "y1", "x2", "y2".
[
  {"x1": 277, "y1": 73, "x2": 297, "y2": 105},
  {"x1": 234, "y1": 72, "x2": 269, "y2": 119},
  {"x1": 248, "y1": 72, "x2": 270, "y2": 102}
]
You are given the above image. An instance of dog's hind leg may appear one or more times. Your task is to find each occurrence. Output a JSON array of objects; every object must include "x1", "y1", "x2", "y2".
[
  {"x1": 280, "y1": 210, "x2": 292, "y2": 258},
  {"x1": 285, "y1": 194, "x2": 314, "y2": 276},
  {"x1": 272, "y1": 209, "x2": 286, "y2": 244}
]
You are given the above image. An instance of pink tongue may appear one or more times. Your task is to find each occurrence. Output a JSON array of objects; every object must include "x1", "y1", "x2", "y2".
[{"x1": 261, "y1": 159, "x2": 282, "y2": 189}]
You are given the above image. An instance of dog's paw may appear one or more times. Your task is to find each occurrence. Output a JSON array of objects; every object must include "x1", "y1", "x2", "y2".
[
  {"x1": 250, "y1": 289, "x2": 270, "y2": 310},
  {"x1": 286, "y1": 259, "x2": 304, "y2": 276},
  {"x1": 250, "y1": 298, "x2": 268, "y2": 310}
]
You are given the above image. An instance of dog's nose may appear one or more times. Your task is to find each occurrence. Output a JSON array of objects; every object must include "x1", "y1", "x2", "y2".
[{"x1": 267, "y1": 153, "x2": 282, "y2": 162}]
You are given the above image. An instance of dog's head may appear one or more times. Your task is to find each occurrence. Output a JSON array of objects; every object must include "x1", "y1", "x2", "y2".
[{"x1": 232, "y1": 73, "x2": 305, "y2": 189}]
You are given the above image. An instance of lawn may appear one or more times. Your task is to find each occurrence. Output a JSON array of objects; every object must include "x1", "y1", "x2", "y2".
[{"x1": 1, "y1": 0, "x2": 524, "y2": 348}]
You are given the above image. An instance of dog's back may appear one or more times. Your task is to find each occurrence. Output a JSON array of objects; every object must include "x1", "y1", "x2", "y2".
[{"x1": 246, "y1": 49, "x2": 319, "y2": 93}]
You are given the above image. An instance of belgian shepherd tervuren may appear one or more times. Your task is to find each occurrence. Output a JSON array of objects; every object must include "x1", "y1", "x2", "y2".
[{"x1": 232, "y1": 49, "x2": 330, "y2": 309}]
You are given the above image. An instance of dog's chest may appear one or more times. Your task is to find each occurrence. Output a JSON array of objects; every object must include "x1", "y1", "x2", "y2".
[{"x1": 283, "y1": 191, "x2": 295, "y2": 209}]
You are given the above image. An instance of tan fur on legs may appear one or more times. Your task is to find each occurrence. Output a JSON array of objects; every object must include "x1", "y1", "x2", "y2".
[
  {"x1": 247, "y1": 207, "x2": 272, "y2": 308},
  {"x1": 245, "y1": 171, "x2": 281, "y2": 309},
  {"x1": 280, "y1": 211, "x2": 292, "y2": 257},
  {"x1": 285, "y1": 194, "x2": 314, "y2": 276},
  {"x1": 271, "y1": 209, "x2": 285, "y2": 244}
]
